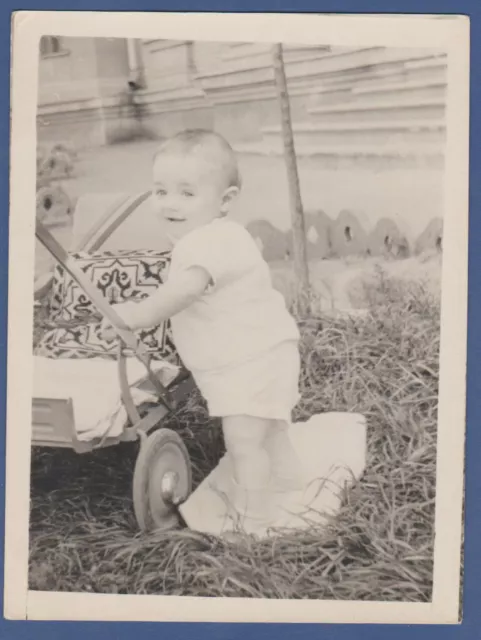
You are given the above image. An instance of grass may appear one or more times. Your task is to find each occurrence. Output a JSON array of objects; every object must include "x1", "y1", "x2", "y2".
[{"x1": 29, "y1": 274, "x2": 439, "y2": 601}]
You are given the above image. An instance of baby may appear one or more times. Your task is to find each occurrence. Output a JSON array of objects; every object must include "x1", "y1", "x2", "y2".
[{"x1": 103, "y1": 129, "x2": 304, "y2": 533}]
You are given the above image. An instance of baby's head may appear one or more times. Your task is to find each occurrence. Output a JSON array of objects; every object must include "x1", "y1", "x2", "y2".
[{"x1": 151, "y1": 129, "x2": 241, "y2": 242}]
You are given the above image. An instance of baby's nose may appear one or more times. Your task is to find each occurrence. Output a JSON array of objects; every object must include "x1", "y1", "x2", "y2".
[
  {"x1": 162, "y1": 194, "x2": 181, "y2": 210},
  {"x1": 162, "y1": 205, "x2": 180, "y2": 217}
]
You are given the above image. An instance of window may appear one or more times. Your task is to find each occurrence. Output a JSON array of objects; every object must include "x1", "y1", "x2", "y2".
[{"x1": 40, "y1": 36, "x2": 63, "y2": 57}]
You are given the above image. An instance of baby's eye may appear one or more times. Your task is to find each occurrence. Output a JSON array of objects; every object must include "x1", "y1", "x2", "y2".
[
  {"x1": 156, "y1": 189, "x2": 167, "y2": 197},
  {"x1": 182, "y1": 189, "x2": 195, "y2": 198}
]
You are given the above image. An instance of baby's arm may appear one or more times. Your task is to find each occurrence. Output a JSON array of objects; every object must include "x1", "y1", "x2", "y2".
[{"x1": 112, "y1": 266, "x2": 210, "y2": 330}]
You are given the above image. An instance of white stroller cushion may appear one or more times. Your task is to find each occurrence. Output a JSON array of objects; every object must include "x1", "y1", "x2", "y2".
[{"x1": 33, "y1": 356, "x2": 179, "y2": 441}]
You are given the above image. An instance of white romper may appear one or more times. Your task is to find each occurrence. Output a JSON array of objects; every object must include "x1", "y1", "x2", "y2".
[{"x1": 168, "y1": 217, "x2": 301, "y2": 420}]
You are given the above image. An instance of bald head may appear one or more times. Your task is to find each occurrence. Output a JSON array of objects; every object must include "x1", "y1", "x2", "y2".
[{"x1": 153, "y1": 129, "x2": 241, "y2": 191}]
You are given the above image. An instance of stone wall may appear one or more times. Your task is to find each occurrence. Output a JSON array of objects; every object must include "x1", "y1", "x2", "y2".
[{"x1": 247, "y1": 210, "x2": 442, "y2": 263}]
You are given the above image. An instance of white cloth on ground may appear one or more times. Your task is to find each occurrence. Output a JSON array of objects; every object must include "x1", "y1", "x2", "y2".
[{"x1": 33, "y1": 356, "x2": 179, "y2": 441}]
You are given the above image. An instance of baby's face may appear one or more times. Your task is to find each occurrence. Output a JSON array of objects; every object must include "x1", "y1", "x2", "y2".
[{"x1": 152, "y1": 151, "x2": 232, "y2": 243}]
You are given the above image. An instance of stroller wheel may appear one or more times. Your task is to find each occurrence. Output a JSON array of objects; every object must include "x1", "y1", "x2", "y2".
[{"x1": 133, "y1": 428, "x2": 192, "y2": 532}]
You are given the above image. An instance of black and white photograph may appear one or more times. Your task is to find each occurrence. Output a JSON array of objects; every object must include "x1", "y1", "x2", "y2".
[{"x1": 6, "y1": 11, "x2": 468, "y2": 624}]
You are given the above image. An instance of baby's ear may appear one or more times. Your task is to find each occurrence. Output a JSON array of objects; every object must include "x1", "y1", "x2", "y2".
[{"x1": 221, "y1": 186, "x2": 240, "y2": 214}]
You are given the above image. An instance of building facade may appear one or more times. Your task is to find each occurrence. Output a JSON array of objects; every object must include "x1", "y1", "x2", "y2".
[{"x1": 38, "y1": 37, "x2": 447, "y2": 166}]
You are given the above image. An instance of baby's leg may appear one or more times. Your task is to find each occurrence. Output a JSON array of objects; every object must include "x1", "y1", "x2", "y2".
[
  {"x1": 264, "y1": 420, "x2": 305, "y2": 491},
  {"x1": 222, "y1": 415, "x2": 272, "y2": 525}
]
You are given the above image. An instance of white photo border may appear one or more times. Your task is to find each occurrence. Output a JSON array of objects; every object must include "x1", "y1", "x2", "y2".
[{"x1": 5, "y1": 10, "x2": 470, "y2": 624}]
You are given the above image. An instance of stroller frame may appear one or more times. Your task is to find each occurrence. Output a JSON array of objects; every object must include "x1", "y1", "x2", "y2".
[{"x1": 33, "y1": 192, "x2": 194, "y2": 531}]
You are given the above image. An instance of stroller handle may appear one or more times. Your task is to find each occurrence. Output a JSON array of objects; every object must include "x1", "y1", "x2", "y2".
[{"x1": 35, "y1": 220, "x2": 173, "y2": 409}]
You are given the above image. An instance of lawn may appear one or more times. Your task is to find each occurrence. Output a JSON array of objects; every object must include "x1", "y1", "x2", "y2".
[{"x1": 29, "y1": 275, "x2": 439, "y2": 600}]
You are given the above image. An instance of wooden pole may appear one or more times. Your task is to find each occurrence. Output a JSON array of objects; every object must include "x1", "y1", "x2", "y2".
[{"x1": 272, "y1": 43, "x2": 311, "y2": 316}]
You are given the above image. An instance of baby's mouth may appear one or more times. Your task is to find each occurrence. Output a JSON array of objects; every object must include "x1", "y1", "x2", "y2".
[{"x1": 165, "y1": 216, "x2": 186, "y2": 223}]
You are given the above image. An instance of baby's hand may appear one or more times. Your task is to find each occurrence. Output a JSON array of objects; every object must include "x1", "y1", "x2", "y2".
[{"x1": 99, "y1": 318, "x2": 117, "y2": 342}]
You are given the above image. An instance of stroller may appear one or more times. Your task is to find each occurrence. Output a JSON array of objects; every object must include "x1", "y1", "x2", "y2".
[{"x1": 33, "y1": 191, "x2": 195, "y2": 532}]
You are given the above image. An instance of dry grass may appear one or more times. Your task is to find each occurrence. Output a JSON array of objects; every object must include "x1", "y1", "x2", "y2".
[{"x1": 29, "y1": 274, "x2": 439, "y2": 600}]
